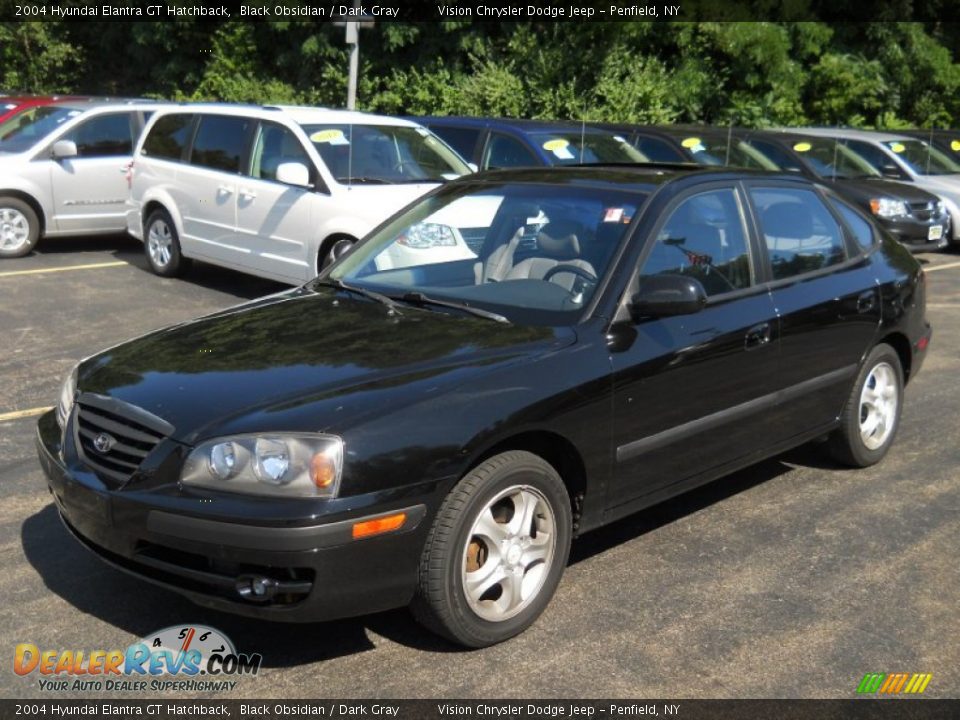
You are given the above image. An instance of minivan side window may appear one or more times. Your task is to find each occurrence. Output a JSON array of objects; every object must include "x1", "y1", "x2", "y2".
[
  {"x1": 189, "y1": 115, "x2": 253, "y2": 173},
  {"x1": 142, "y1": 114, "x2": 194, "y2": 161},
  {"x1": 828, "y1": 197, "x2": 878, "y2": 251},
  {"x1": 640, "y1": 188, "x2": 753, "y2": 296},
  {"x1": 483, "y1": 133, "x2": 538, "y2": 170},
  {"x1": 751, "y1": 187, "x2": 847, "y2": 280},
  {"x1": 249, "y1": 122, "x2": 311, "y2": 182},
  {"x1": 64, "y1": 113, "x2": 136, "y2": 157}
]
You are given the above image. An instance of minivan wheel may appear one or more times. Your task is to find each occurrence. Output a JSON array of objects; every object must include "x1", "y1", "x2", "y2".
[
  {"x1": 318, "y1": 237, "x2": 355, "y2": 273},
  {"x1": 828, "y1": 344, "x2": 904, "y2": 467},
  {"x1": 412, "y1": 450, "x2": 572, "y2": 648},
  {"x1": 145, "y1": 209, "x2": 188, "y2": 277},
  {"x1": 0, "y1": 197, "x2": 40, "y2": 258}
]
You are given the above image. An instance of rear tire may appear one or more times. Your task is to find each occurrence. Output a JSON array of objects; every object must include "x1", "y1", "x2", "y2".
[
  {"x1": 0, "y1": 197, "x2": 40, "y2": 258},
  {"x1": 827, "y1": 344, "x2": 903, "y2": 467},
  {"x1": 144, "y1": 208, "x2": 189, "y2": 277},
  {"x1": 411, "y1": 451, "x2": 572, "y2": 647}
]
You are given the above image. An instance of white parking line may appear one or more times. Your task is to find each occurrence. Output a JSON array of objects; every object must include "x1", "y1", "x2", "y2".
[
  {"x1": 924, "y1": 260, "x2": 960, "y2": 273},
  {"x1": 0, "y1": 261, "x2": 127, "y2": 278},
  {"x1": 0, "y1": 406, "x2": 52, "y2": 422}
]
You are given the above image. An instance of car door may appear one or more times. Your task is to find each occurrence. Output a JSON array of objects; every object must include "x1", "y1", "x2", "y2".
[
  {"x1": 46, "y1": 111, "x2": 139, "y2": 234},
  {"x1": 607, "y1": 184, "x2": 780, "y2": 509},
  {"x1": 745, "y1": 181, "x2": 881, "y2": 438},
  {"x1": 234, "y1": 120, "x2": 319, "y2": 283},
  {"x1": 177, "y1": 113, "x2": 254, "y2": 268}
]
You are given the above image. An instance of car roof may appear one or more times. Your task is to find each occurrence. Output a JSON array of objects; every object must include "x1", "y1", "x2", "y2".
[
  {"x1": 415, "y1": 116, "x2": 624, "y2": 134},
  {"x1": 788, "y1": 127, "x2": 916, "y2": 143},
  {"x1": 153, "y1": 103, "x2": 419, "y2": 127}
]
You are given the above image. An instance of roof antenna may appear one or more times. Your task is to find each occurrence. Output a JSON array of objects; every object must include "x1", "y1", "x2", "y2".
[
  {"x1": 926, "y1": 127, "x2": 934, "y2": 175},
  {"x1": 725, "y1": 122, "x2": 732, "y2": 166},
  {"x1": 347, "y1": 122, "x2": 353, "y2": 187},
  {"x1": 580, "y1": 116, "x2": 586, "y2": 166},
  {"x1": 832, "y1": 138, "x2": 839, "y2": 181}
]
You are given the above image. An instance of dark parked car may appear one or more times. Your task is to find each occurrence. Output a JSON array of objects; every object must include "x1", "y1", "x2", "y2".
[
  {"x1": 413, "y1": 116, "x2": 646, "y2": 170},
  {"x1": 38, "y1": 166, "x2": 930, "y2": 647},
  {"x1": 740, "y1": 130, "x2": 950, "y2": 252}
]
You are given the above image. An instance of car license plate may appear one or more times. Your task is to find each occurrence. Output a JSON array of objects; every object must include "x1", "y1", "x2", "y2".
[{"x1": 929, "y1": 225, "x2": 944, "y2": 241}]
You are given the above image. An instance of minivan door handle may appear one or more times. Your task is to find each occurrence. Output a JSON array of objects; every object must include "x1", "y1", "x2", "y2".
[
  {"x1": 239, "y1": 188, "x2": 257, "y2": 200},
  {"x1": 217, "y1": 185, "x2": 234, "y2": 196},
  {"x1": 745, "y1": 322, "x2": 772, "y2": 350}
]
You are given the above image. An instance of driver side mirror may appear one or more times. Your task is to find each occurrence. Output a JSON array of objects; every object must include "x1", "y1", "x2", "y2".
[
  {"x1": 880, "y1": 163, "x2": 904, "y2": 179},
  {"x1": 276, "y1": 162, "x2": 311, "y2": 188},
  {"x1": 51, "y1": 140, "x2": 78, "y2": 159},
  {"x1": 630, "y1": 274, "x2": 707, "y2": 321}
]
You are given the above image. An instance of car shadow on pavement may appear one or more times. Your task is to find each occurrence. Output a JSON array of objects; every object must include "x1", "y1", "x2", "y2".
[{"x1": 21, "y1": 503, "x2": 387, "y2": 666}]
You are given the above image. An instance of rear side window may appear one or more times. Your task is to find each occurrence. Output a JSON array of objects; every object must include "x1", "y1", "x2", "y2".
[
  {"x1": 65, "y1": 113, "x2": 136, "y2": 157},
  {"x1": 189, "y1": 115, "x2": 252, "y2": 173},
  {"x1": 429, "y1": 125, "x2": 481, "y2": 162},
  {"x1": 828, "y1": 197, "x2": 877, "y2": 250},
  {"x1": 483, "y1": 133, "x2": 538, "y2": 170},
  {"x1": 633, "y1": 135, "x2": 685, "y2": 162},
  {"x1": 751, "y1": 187, "x2": 847, "y2": 280},
  {"x1": 142, "y1": 114, "x2": 193, "y2": 161}
]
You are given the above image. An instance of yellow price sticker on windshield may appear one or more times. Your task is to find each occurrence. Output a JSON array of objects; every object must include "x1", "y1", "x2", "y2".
[
  {"x1": 543, "y1": 139, "x2": 570, "y2": 151},
  {"x1": 681, "y1": 137, "x2": 702, "y2": 149},
  {"x1": 951, "y1": 140, "x2": 960, "y2": 152},
  {"x1": 793, "y1": 142, "x2": 812, "y2": 152},
  {"x1": 310, "y1": 129, "x2": 345, "y2": 143},
  {"x1": 890, "y1": 142, "x2": 906, "y2": 153}
]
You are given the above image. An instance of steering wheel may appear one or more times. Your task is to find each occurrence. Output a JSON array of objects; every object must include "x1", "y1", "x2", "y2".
[{"x1": 543, "y1": 264, "x2": 598, "y2": 286}]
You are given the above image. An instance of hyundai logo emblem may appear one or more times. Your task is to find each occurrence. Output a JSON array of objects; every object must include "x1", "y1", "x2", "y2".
[{"x1": 93, "y1": 433, "x2": 116, "y2": 454}]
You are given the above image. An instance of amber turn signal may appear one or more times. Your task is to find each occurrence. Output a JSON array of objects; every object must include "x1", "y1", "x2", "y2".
[
  {"x1": 352, "y1": 512, "x2": 407, "y2": 540},
  {"x1": 310, "y1": 453, "x2": 337, "y2": 488}
]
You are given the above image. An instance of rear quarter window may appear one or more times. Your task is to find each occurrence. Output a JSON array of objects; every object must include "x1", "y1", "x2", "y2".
[
  {"x1": 142, "y1": 114, "x2": 193, "y2": 161},
  {"x1": 828, "y1": 197, "x2": 877, "y2": 251}
]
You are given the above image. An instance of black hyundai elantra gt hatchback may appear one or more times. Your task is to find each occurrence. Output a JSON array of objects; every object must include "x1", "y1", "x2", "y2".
[{"x1": 38, "y1": 166, "x2": 931, "y2": 647}]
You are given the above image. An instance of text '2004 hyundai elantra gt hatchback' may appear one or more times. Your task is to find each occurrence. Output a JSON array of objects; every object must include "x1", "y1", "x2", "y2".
[{"x1": 38, "y1": 166, "x2": 931, "y2": 647}]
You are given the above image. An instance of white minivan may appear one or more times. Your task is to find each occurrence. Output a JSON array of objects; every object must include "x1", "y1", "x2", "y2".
[
  {"x1": 127, "y1": 104, "x2": 475, "y2": 284},
  {"x1": 0, "y1": 101, "x2": 166, "y2": 257}
]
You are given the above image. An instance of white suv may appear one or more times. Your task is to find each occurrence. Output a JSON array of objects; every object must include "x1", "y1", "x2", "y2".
[
  {"x1": 127, "y1": 105, "x2": 474, "y2": 284},
  {"x1": 0, "y1": 101, "x2": 166, "y2": 257}
]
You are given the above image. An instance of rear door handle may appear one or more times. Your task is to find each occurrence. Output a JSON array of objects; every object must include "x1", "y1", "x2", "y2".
[
  {"x1": 857, "y1": 290, "x2": 877, "y2": 314},
  {"x1": 217, "y1": 185, "x2": 234, "y2": 196},
  {"x1": 239, "y1": 189, "x2": 257, "y2": 200},
  {"x1": 745, "y1": 322, "x2": 772, "y2": 350}
]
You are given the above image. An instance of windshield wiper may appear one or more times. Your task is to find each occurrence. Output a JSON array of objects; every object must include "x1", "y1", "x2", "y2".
[
  {"x1": 335, "y1": 176, "x2": 396, "y2": 185},
  {"x1": 395, "y1": 291, "x2": 510, "y2": 324},
  {"x1": 316, "y1": 279, "x2": 403, "y2": 315}
]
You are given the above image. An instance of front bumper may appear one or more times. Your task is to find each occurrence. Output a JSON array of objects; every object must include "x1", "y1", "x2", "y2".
[
  {"x1": 881, "y1": 215, "x2": 950, "y2": 253},
  {"x1": 36, "y1": 411, "x2": 437, "y2": 622}
]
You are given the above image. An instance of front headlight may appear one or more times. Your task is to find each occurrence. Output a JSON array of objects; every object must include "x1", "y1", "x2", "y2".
[
  {"x1": 181, "y1": 433, "x2": 343, "y2": 498},
  {"x1": 935, "y1": 201, "x2": 945, "y2": 215},
  {"x1": 56, "y1": 365, "x2": 78, "y2": 429},
  {"x1": 396, "y1": 222, "x2": 458, "y2": 248},
  {"x1": 869, "y1": 198, "x2": 909, "y2": 219}
]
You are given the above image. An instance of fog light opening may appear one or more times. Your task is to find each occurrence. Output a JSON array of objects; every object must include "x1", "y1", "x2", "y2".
[{"x1": 236, "y1": 574, "x2": 279, "y2": 601}]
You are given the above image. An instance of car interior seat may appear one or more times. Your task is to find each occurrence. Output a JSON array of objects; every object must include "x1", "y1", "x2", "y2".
[{"x1": 503, "y1": 220, "x2": 596, "y2": 291}]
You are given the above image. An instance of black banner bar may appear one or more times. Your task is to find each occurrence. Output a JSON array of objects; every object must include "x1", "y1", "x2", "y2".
[{"x1": 2, "y1": 700, "x2": 960, "y2": 720}]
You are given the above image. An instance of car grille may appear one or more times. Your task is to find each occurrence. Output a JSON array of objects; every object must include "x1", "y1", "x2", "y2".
[
  {"x1": 73, "y1": 394, "x2": 173, "y2": 486},
  {"x1": 909, "y1": 201, "x2": 936, "y2": 221}
]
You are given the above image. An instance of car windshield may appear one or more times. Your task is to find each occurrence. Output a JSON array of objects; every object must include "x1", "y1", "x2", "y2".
[
  {"x1": 326, "y1": 180, "x2": 645, "y2": 326},
  {"x1": 677, "y1": 135, "x2": 780, "y2": 170},
  {"x1": 789, "y1": 138, "x2": 881, "y2": 179},
  {"x1": 881, "y1": 139, "x2": 960, "y2": 176},
  {"x1": 0, "y1": 106, "x2": 79, "y2": 153},
  {"x1": 301, "y1": 123, "x2": 471, "y2": 184},
  {"x1": 527, "y1": 131, "x2": 647, "y2": 165}
]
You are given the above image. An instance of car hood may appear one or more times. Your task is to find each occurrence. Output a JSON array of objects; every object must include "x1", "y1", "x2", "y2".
[
  {"x1": 915, "y1": 174, "x2": 960, "y2": 196},
  {"x1": 829, "y1": 177, "x2": 940, "y2": 203},
  {"x1": 75, "y1": 286, "x2": 572, "y2": 444}
]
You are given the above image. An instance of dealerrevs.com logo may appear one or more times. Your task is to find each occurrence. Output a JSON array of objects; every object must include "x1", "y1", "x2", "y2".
[
  {"x1": 14, "y1": 625, "x2": 262, "y2": 693},
  {"x1": 856, "y1": 672, "x2": 933, "y2": 695}
]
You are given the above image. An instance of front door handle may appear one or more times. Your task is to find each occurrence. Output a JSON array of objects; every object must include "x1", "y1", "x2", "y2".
[
  {"x1": 745, "y1": 322, "x2": 772, "y2": 350},
  {"x1": 217, "y1": 185, "x2": 234, "y2": 196},
  {"x1": 239, "y1": 189, "x2": 257, "y2": 200}
]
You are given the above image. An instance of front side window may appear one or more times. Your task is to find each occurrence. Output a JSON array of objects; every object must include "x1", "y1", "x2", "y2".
[
  {"x1": 483, "y1": 133, "x2": 538, "y2": 169},
  {"x1": 430, "y1": 125, "x2": 481, "y2": 162},
  {"x1": 785, "y1": 137, "x2": 880, "y2": 179},
  {"x1": 303, "y1": 123, "x2": 470, "y2": 184},
  {"x1": 640, "y1": 188, "x2": 753, "y2": 296},
  {"x1": 63, "y1": 113, "x2": 136, "y2": 157},
  {"x1": 678, "y1": 135, "x2": 779, "y2": 171},
  {"x1": 881, "y1": 139, "x2": 960, "y2": 176},
  {"x1": 751, "y1": 187, "x2": 847, "y2": 280},
  {"x1": 249, "y1": 122, "x2": 311, "y2": 182},
  {"x1": 189, "y1": 115, "x2": 253, "y2": 173},
  {"x1": 0, "y1": 106, "x2": 78, "y2": 153},
  {"x1": 142, "y1": 113, "x2": 193, "y2": 161},
  {"x1": 633, "y1": 135, "x2": 686, "y2": 163},
  {"x1": 845, "y1": 140, "x2": 909, "y2": 180},
  {"x1": 527, "y1": 131, "x2": 647, "y2": 166},
  {"x1": 328, "y1": 181, "x2": 644, "y2": 325}
]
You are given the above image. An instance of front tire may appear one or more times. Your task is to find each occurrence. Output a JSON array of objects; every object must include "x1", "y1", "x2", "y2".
[
  {"x1": 827, "y1": 343, "x2": 904, "y2": 467},
  {"x1": 412, "y1": 451, "x2": 572, "y2": 647},
  {"x1": 317, "y1": 236, "x2": 355, "y2": 273},
  {"x1": 0, "y1": 197, "x2": 40, "y2": 258},
  {"x1": 144, "y1": 208, "x2": 189, "y2": 277}
]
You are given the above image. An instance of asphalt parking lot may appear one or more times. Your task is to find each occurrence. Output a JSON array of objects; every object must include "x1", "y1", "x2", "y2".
[{"x1": 1, "y1": 236, "x2": 959, "y2": 700}]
